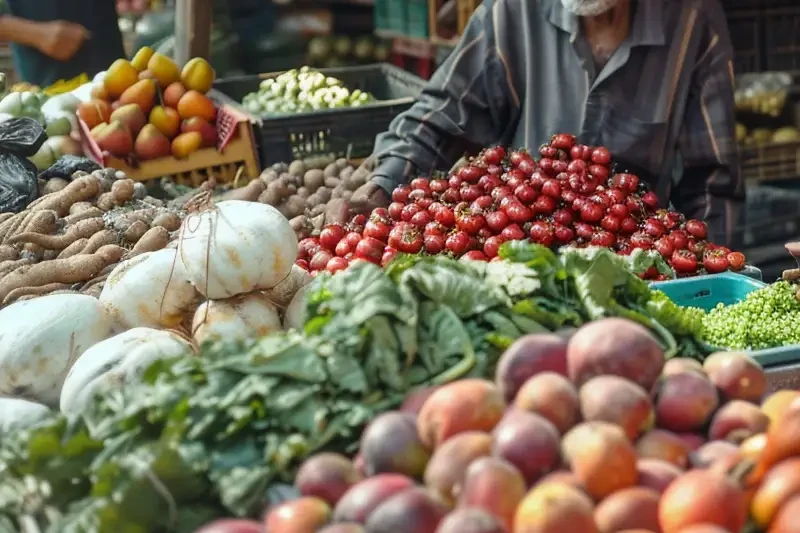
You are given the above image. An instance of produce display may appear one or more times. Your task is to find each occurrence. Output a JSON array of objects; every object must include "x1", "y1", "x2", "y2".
[
  {"x1": 0, "y1": 240, "x2": 718, "y2": 530},
  {"x1": 0, "y1": 90, "x2": 83, "y2": 170},
  {"x1": 241, "y1": 67, "x2": 375, "y2": 115},
  {"x1": 306, "y1": 35, "x2": 391, "y2": 68},
  {"x1": 80, "y1": 46, "x2": 219, "y2": 162},
  {"x1": 0, "y1": 167, "x2": 183, "y2": 305},
  {"x1": 296, "y1": 136, "x2": 747, "y2": 280},
  {"x1": 736, "y1": 124, "x2": 800, "y2": 148}
]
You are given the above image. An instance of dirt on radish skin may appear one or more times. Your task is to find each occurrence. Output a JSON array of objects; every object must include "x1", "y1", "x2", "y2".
[
  {"x1": 177, "y1": 200, "x2": 298, "y2": 299},
  {"x1": 0, "y1": 294, "x2": 113, "y2": 407},
  {"x1": 192, "y1": 292, "x2": 283, "y2": 345}
]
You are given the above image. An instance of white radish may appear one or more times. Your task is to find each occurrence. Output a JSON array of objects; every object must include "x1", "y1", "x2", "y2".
[
  {"x1": 100, "y1": 249, "x2": 199, "y2": 330},
  {"x1": 192, "y1": 292, "x2": 282, "y2": 345},
  {"x1": 0, "y1": 398, "x2": 51, "y2": 436},
  {"x1": 176, "y1": 200, "x2": 298, "y2": 299},
  {"x1": 59, "y1": 328, "x2": 193, "y2": 416},
  {"x1": 283, "y1": 284, "x2": 308, "y2": 331},
  {"x1": 0, "y1": 294, "x2": 112, "y2": 407},
  {"x1": 264, "y1": 264, "x2": 313, "y2": 309}
]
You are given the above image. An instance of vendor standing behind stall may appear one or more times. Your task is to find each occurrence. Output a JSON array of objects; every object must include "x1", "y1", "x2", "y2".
[
  {"x1": 329, "y1": 0, "x2": 744, "y2": 247},
  {"x1": 0, "y1": 0, "x2": 125, "y2": 87}
]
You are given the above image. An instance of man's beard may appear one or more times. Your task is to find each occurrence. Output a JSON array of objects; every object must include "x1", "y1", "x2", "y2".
[{"x1": 559, "y1": 0, "x2": 620, "y2": 16}]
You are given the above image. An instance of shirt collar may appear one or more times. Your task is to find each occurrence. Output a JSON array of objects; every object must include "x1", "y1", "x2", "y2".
[{"x1": 542, "y1": 0, "x2": 666, "y2": 47}]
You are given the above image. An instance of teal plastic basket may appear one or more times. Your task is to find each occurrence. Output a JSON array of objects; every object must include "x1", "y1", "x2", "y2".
[{"x1": 653, "y1": 272, "x2": 800, "y2": 367}]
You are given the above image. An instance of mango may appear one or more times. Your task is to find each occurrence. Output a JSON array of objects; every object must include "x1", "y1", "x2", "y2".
[
  {"x1": 295, "y1": 453, "x2": 361, "y2": 507},
  {"x1": 181, "y1": 116, "x2": 217, "y2": 147},
  {"x1": 264, "y1": 497, "x2": 331, "y2": 533},
  {"x1": 110, "y1": 103, "x2": 146, "y2": 136},
  {"x1": 119, "y1": 79, "x2": 157, "y2": 115},
  {"x1": 147, "y1": 52, "x2": 180, "y2": 88},
  {"x1": 134, "y1": 124, "x2": 171, "y2": 161},
  {"x1": 177, "y1": 90, "x2": 217, "y2": 122},
  {"x1": 163, "y1": 81, "x2": 187, "y2": 108},
  {"x1": 181, "y1": 57, "x2": 215, "y2": 93},
  {"x1": 104, "y1": 59, "x2": 139, "y2": 99},
  {"x1": 171, "y1": 131, "x2": 202, "y2": 159},
  {"x1": 150, "y1": 105, "x2": 181, "y2": 139},
  {"x1": 360, "y1": 412, "x2": 430, "y2": 479},
  {"x1": 77, "y1": 99, "x2": 111, "y2": 129},
  {"x1": 90, "y1": 83, "x2": 109, "y2": 101},
  {"x1": 95, "y1": 121, "x2": 134, "y2": 156},
  {"x1": 131, "y1": 46, "x2": 154, "y2": 72}
]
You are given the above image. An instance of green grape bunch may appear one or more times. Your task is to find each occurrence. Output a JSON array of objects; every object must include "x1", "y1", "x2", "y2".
[{"x1": 702, "y1": 280, "x2": 800, "y2": 350}]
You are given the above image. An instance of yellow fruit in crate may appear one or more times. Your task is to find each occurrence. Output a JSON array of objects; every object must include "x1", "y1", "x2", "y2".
[
  {"x1": 103, "y1": 59, "x2": 139, "y2": 98},
  {"x1": 131, "y1": 46, "x2": 155, "y2": 72},
  {"x1": 147, "y1": 53, "x2": 180, "y2": 88},
  {"x1": 177, "y1": 90, "x2": 217, "y2": 122},
  {"x1": 772, "y1": 127, "x2": 800, "y2": 144},
  {"x1": 119, "y1": 79, "x2": 157, "y2": 115},
  {"x1": 180, "y1": 57, "x2": 215, "y2": 93},
  {"x1": 149, "y1": 105, "x2": 181, "y2": 139},
  {"x1": 171, "y1": 131, "x2": 203, "y2": 159},
  {"x1": 95, "y1": 121, "x2": 134, "y2": 156}
]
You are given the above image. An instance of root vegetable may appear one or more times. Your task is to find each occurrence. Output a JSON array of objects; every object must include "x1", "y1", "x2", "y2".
[
  {"x1": 59, "y1": 327, "x2": 193, "y2": 416},
  {"x1": 132, "y1": 182, "x2": 147, "y2": 200},
  {"x1": 31, "y1": 176, "x2": 101, "y2": 216},
  {"x1": 258, "y1": 188, "x2": 280, "y2": 206},
  {"x1": 81, "y1": 230, "x2": 118, "y2": 254},
  {"x1": 0, "y1": 245, "x2": 16, "y2": 262},
  {"x1": 151, "y1": 211, "x2": 181, "y2": 232},
  {"x1": 0, "y1": 211, "x2": 33, "y2": 244},
  {"x1": 283, "y1": 284, "x2": 308, "y2": 331},
  {"x1": 0, "y1": 244, "x2": 124, "y2": 303},
  {"x1": 42, "y1": 178, "x2": 69, "y2": 195},
  {"x1": 192, "y1": 292, "x2": 282, "y2": 345},
  {"x1": 304, "y1": 169, "x2": 325, "y2": 192},
  {"x1": 123, "y1": 220, "x2": 150, "y2": 243},
  {"x1": 83, "y1": 285, "x2": 102, "y2": 298},
  {"x1": 0, "y1": 258, "x2": 32, "y2": 278},
  {"x1": 108, "y1": 209, "x2": 157, "y2": 233},
  {"x1": 0, "y1": 213, "x2": 12, "y2": 225},
  {"x1": 3, "y1": 282, "x2": 70, "y2": 306},
  {"x1": 111, "y1": 179, "x2": 135, "y2": 204},
  {"x1": 9, "y1": 217, "x2": 105, "y2": 249},
  {"x1": 223, "y1": 179, "x2": 266, "y2": 202},
  {"x1": 63, "y1": 206, "x2": 103, "y2": 225},
  {"x1": 100, "y1": 248, "x2": 198, "y2": 329},
  {"x1": 0, "y1": 293, "x2": 113, "y2": 406},
  {"x1": 21, "y1": 210, "x2": 58, "y2": 235},
  {"x1": 96, "y1": 192, "x2": 118, "y2": 211},
  {"x1": 69, "y1": 202, "x2": 94, "y2": 215},
  {"x1": 265, "y1": 264, "x2": 313, "y2": 308},
  {"x1": 176, "y1": 200, "x2": 298, "y2": 299},
  {"x1": 128, "y1": 226, "x2": 169, "y2": 257},
  {"x1": 0, "y1": 398, "x2": 51, "y2": 437},
  {"x1": 57, "y1": 238, "x2": 89, "y2": 259}
]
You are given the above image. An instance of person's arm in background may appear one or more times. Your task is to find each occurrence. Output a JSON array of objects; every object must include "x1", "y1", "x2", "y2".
[
  {"x1": 369, "y1": 0, "x2": 521, "y2": 194},
  {"x1": 0, "y1": 15, "x2": 90, "y2": 61},
  {"x1": 672, "y1": 3, "x2": 744, "y2": 249}
]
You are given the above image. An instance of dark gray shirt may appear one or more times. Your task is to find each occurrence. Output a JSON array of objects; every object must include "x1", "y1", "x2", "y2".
[{"x1": 369, "y1": 0, "x2": 743, "y2": 246}]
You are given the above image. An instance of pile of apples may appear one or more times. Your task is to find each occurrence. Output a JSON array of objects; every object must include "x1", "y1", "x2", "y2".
[
  {"x1": 77, "y1": 46, "x2": 218, "y2": 163},
  {"x1": 196, "y1": 317, "x2": 800, "y2": 533}
]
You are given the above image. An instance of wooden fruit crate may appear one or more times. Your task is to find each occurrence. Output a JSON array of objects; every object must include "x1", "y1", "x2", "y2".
[{"x1": 78, "y1": 104, "x2": 261, "y2": 187}]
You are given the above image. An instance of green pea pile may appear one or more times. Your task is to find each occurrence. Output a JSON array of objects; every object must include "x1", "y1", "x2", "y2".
[
  {"x1": 242, "y1": 66, "x2": 374, "y2": 115},
  {"x1": 702, "y1": 280, "x2": 800, "y2": 350}
]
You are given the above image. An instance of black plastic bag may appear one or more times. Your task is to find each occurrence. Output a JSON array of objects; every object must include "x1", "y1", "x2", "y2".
[
  {"x1": 39, "y1": 155, "x2": 101, "y2": 181},
  {"x1": 0, "y1": 117, "x2": 46, "y2": 157},
  {"x1": 0, "y1": 153, "x2": 39, "y2": 213}
]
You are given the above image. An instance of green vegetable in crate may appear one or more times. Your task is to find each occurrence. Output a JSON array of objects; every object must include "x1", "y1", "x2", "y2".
[
  {"x1": 241, "y1": 66, "x2": 375, "y2": 115},
  {"x1": 702, "y1": 280, "x2": 800, "y2": 350}
]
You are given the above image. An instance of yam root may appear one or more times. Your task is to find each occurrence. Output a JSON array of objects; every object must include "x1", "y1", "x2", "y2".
[
  {"x1": 0, "y1": 211, "x2": 35, "y2": 244},
  {"x1": 42, "y1": 178, "x2": 69, "y2": 195},
  {"x1": 0, "y1": 258, "x2": 33, "y2": 278},
  {"x1": 0, "y1": 213, "x2": 13, "y2": 225},
  {"x1": 21, "y1": 210, "x2": 58, "y2": 236},
  {"x1": 123, "y1": 220, "x2": 150, "y2": 243},
  {"x1": 150, "y1": 211, "x2": 181, "y2": 232},
  {"x1": 111, "y1": 179, "x2": 135, "y2": 204},
  {"x1": 63, "y1": 206, "x2": 104, "y2": 226},
  {"x1": 31, "y1": 176, "x2": 102, "y2": 216},
  {"x1": 0, "y1": 244, "x2": 124, "y2": 302},
  {"x1": 81, "y1": 230, "x2": 118, "y2": 254},
  {"x1": 9, "y1": 218, "x2": 106, "y2": 250},
  {"x1": 21, "y1": 243, "x2": 44, "y2": 262},
  {"x1": 69, "y1": 202, "x2": 94, "y2": 215},
  {"x1": 222, "y1": 179, "x2": 266, "y2": 202},
  {"x1": 96, "y1": 192, "x2": 118, "y2": 212},
  {"x1": 108, "y1": 209, "x2": 157, "y2": 233},
  {"x1": 41, "y1": 250, "x2": 58, "y2": 261},
  {"x1": 0, "y1": 245, "x2": 17, "y2": 262},
  {"x1": 57, "y1": 238, "x2": 89, "y2": 259},
  {"x1": 2, "y1": 283, "x2": 70, "y2": 306},
  {"x1": 127, "y1": 226, "x2": 169, "y2": 257},
  {"x1": 82, "y1": 285, "x2": 103, "y2": 298}
]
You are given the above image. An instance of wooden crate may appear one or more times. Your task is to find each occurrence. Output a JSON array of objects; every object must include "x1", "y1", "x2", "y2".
[
  {"x1": 741, "y1": 142, "x2": 800, "y2": 183},
  {"x1": 79, "y1": 105, "x2": 260, "y2": 187},
  {"x1": 456, "y1": 0, "x2": 480, "y2": 34}
]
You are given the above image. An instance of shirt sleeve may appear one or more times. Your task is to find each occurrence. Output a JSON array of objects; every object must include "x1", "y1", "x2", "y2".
[
  {"x1": 673, "y1": 5, "x2": 744, "y2": 248},
  {"x1": 370, "y1": 0, "x2": 521, "y2": 193}
]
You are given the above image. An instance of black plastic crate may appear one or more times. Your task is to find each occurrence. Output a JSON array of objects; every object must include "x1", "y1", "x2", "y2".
[
  {"x1": 726, "y1": 11, "x2": 763, "y2": 74},
  {"x1": 734, "y1": 185, "x2": 800, "y2": 248},
  {"x1": 213, "y1": 63, "x2": 426, "y2": 166},
  {"x1": 764, "y1": 7, "x2": 800, "y2": 73}
]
